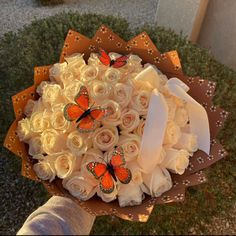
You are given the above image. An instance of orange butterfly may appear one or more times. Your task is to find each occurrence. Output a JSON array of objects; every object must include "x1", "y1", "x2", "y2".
[
  {"x1": 98, "y1": 48, "x2": 129, "y2": 68},
  {"x1": 87, "y1": 147, "x2": 132, "y2": 193},
  {"x1": 64, "y1": 86, "x2": 111, "y2": 132}
]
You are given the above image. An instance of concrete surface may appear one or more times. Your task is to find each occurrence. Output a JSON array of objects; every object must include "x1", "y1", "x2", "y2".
[
  {"x1": 198, "y1": 0, "x2": 236, "y2": 70},
  {"x1": 0, "y1": 0, "x2": 158, "y2": 37}
]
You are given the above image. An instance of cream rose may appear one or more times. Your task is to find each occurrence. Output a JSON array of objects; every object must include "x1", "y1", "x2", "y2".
[
  {"x1": 161, "y1": 148, "x2": 190, "y2": 175},
  {"x1": 33, "y1": 156, "x2": 56, "y2": 182},
  {"x1": 17, "y1": 118, "x2": 35, "y2": 141},
  {"x1": 127, "y1": 161, "x2": 143, "y2": 185},
  {"x1": 119, "y1": 108, "x2": 140, "y2": 132},
  {"x1": 130, "y1": 90, "x2": 151, "y2": 115},
  {"x1": 50, "y1": 110, "x2": 70, "y2": 132},
  {"x1": 65, "y1": 53, "x2": 86, "y2": 78},
  {"x1": 133, "y1": 118, "x2": 146, "y2": 137},
  {"x1": 54, "y1": 151, "x2": 78, "y2": 179},
  {"x1": 97, "y1": 186, "x2": 118, "y2": 203},
  {"x1": 81, "y1": 148, "x2": 104, "y2": 165},
  {"x1": 103, "y1": 68, "x2": 121, "y2": 84},
  {"x1": 49, "y1": 62, "x2": 67, "y2": 84},
  {"x1": 24, "y1": 99, "x2": 36, "y2": 117},
  {"x1": 174, "y1": 133, "x2": 198, "y2": 153},
  {"x1": 30, "y1": 111, "x2": 50, "y2": 133},
  {"x1": 174, "y1": 106, "x2": 189, "y2": 127},
  {"x1": 41, "y1": 84, "x2": 62, "y2": 107},
  {"x1": 93, "y1": 126, "x2": 119, "y2": 151},
  {"x1": 67, "y1": 131, "x2": 89, "y2": 157},
  {"x1": 163, "y1": 121, "x2": 181, "y2": 147},
  {"x1": 41, "y1": 129, "x2": 66, "y2": 155},
  {"x1": 63, "y1": 80, "x2": 83, "y2": 102},
  {"x1": 88, "y1": 80, "x2": 111, "y2": 103},
  {"x1": 80, "y1": 65, "x2": 98, "y2": 83},
  {"x1": 141, "y1": 166, "x2": 172, "y2": 197},
  {"x1": 101, "y1": 100, "x2": 122, "y2": 126},
  {"x1": 28, "y1": 136, "x2": 43, "y2": 156},
  {"x1": 117, "y1": 182, "x2": 144, "y2": 207},
  {"x1": 118, "y1": 134, "x2": 141, "y2": 162},
  {"x1": 62, "y1": 171, "x2": 97, "y2": 201},
  {"x1": 113, "y1": 83, "x2": 133, "y2": 108}
]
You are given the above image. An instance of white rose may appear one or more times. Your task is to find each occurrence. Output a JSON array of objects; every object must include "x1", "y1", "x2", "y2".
[
  {"x1": 141, "y1": 166, "x2": 172, "y2": 197},
  {"x1": 117, "y1": 182, "x2": 144, "y2": 207},
  {"x1": 127, "y1": 161, "x2": 143, "y2": 185},
  {"x1": 119, "y1": 108, "x2": 140, "y2": 132},
  {"x1": 62, "y1": 171, "x2": 97, "y2": 201},
  {"x1": 97, "y1": 186, "x2": 118, "y2": 203},
  {"x1": 33, "y1": 156, "x2": 56, "y2": 182},
  {"x1": 103, "y1": 68, "x2": 121, "y2": 84},
  {"x1": 88, "y1": 80, "x2": 111, "y2": 103},
  {"x1": 17, "y1": 118, "x2": 35, "y2": 141},
  {"x1": 67, "y1": 131, "x2": 89, "y2": 157},
  {"x1": 133, "y1": 118, "x2": 146, "y2": 137},
  {"x1": 49, "y1": 62, "x2": 67, "y2": 84},
  {"x1": 130, "y1": 90, "x2": 151, "y2": 115},
  {"x1": 163, "y1": 121, "x2": 181, "y2": 147},
  {"x1": 81, "y1": 148, "x2": 104, "y2": 167},
  {"x1": 63, "y1": 80, "x2": 83, "y2": 102},
  {"x1": 36, "y1": 81, "x2": 50, "y2": 96},
  {"x1": 126, "y1": 55, "x2": 143, "y2": 73},
  {"x1": 161, "y1": 148, "x2": 190, "y2": 175},
  {"x1": 31, "y1": 98, "x2": 46, "y2": 113},
  {"x1": 54, "y1": 151, "x2": 78, "y2": 179},
  {"x1": 174, "y1": 106, "x2": 189, "y2": 127},
  {"x1": 165, "y1": 98, "x2": 177, "y2": 121},
  {"x1": 50, "y1": 110, "x2": 70, "y2": 132},
  {"x1": 101, "y1": 100, "x2": 122, "y2": 126},
  {"x1": 174, "y1": 133, "x2": 198, "y2": 153},
  {"x1": 93, "y1": 126, "x2": 119, "y2": 151},
  {"x1": 80, "y1": 65, "x2": 98, "y2": 83},
  {"x1": 28, "y1": 136, "x2": 43, "y2": 156},
  {"x1": 24, "y1": 99, "x2": 37, "y2": 117},
  {"x1": 118, "y1": 134, "x2": 141, "y2": 162},
  {"x1": 113, "y1": 83, "x2": 133, "y2": 108},
  {"x1": 88, "y1": 53, "x2": 100, "y2": 65},
  {"x1": 41, "y1": 84, "x2": 62, "y2": 107},
  {"x1": 30, "y1": 111, "x2": 50, "y2": 133},
  {"x1": 41, "y1": 129, "x2": 66, "y2": 155}
]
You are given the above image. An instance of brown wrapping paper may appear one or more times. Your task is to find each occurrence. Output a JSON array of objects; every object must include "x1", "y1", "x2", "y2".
[{"x1": 4, "y1": 25, "x2": 228, "y2": 222}]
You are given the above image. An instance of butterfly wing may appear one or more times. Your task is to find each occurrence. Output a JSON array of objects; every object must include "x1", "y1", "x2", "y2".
[
  {"x1": 110, "y1": 147, "x2": 125, "y2": 167},
  {"x1": 100, "y1": 171, "x2": 115, "y2": 193},
  {"x1": 75, "y1": 86, "x2": 89, "y2": 111},
  {"x1": 64, "y1": 103, "x2": 84, "y2": 121},
  {"x1": 87, "y1": 162, "x2": 107, "y2": 179},
  {"x1": 114, "y1": 167, "x2": 132, "y2": 184},
  {"x1": 89, "y1": 107, "x2": 112, "y2": 121},
  {"x1": 98, "y1": 48, "x2": 110, "y2": 66},
  {"x1": 77, "y1": 115, "x2": 96, "y2": 132},
  {"x1": 112, "y1": 55, "x2": 129, "y2": 68}
]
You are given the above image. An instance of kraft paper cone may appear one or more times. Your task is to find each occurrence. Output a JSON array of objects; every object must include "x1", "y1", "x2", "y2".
[{"x1": 4, "y1": 25, "x2": 228, "y2": 222}]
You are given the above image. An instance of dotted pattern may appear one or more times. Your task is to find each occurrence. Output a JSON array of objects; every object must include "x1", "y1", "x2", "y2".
[{"x1": 4, "y1": 25, "x2": 228, "y2": 222}]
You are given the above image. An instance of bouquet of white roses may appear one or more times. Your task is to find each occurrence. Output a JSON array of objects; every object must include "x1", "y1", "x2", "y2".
[{"x1": 4, "y1": 25, "x2": 228, "y2": 222}]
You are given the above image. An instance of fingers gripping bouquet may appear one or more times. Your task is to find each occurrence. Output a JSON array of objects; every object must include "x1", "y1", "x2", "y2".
[{"x1": 4, "y1": 25, "x2": 228, "y2": 222}]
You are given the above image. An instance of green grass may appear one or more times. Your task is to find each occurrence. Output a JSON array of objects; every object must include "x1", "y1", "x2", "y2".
[{"x1": 0, "y1": 12, "x2": 236, "y2": 235}]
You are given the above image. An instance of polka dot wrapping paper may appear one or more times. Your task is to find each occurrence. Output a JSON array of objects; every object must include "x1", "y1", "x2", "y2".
[{"x1": 4, "y1": 25, "x2": 228, "y2": 222}]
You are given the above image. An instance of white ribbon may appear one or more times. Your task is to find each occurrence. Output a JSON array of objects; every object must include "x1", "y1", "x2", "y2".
[
  {"x1": 137, "y1": 89, "x2": 168, "y2": 173},
  {"x1": 166, "y1": 78, "x2": 210, "y2": 154}
]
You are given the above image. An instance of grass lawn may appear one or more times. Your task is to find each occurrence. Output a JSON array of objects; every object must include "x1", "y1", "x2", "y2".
[{"x1": 0, "y1": 12, "x2": 236, "y2": 235}]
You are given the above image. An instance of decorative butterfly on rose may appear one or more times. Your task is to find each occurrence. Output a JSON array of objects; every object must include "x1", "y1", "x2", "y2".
[
  {"x1": 63, "y1": 48, "x2": 129, "y2": 133},
  {"x1": 87, "y1": 147, "x2": 132, "y2": 193}
]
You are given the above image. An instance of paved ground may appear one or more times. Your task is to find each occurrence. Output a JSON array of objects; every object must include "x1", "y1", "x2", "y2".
[{"x1": 0, "y1": 0, "x2": 158, "y2": 37}]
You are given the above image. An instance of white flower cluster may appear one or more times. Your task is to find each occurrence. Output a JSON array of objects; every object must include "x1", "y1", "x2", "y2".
[{"x1": 17, "y1": 52, "x2": 198, "y2": 207}]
